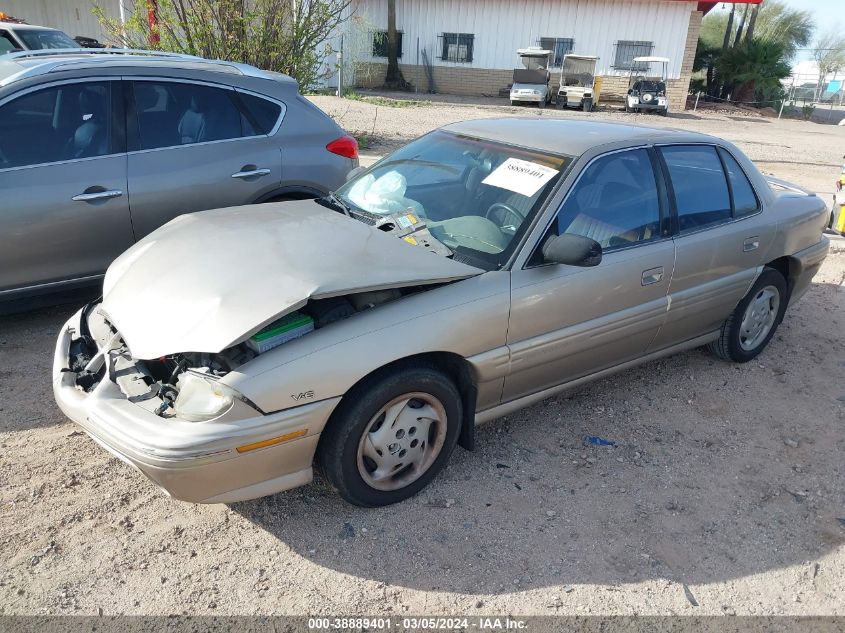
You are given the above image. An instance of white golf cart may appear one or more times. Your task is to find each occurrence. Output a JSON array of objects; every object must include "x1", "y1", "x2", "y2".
[
  {"x1": 509, "y1": 47, "x2": 552, "y2": 107},
  {"x1": 625, "y1": 56, "x2": 670, "y2": 115},
  {"x1": 556, "y1": 54, "x2": 601, "y2": 112}
]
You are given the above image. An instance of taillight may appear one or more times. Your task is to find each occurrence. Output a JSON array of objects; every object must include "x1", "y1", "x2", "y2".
[{"x1": 326, "y1": 135, "x2": 359, "y2": 159}]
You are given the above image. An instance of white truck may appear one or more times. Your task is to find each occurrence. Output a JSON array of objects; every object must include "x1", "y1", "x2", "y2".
[{"x1": 0, "y1": 16, "x2": 80, "y2": 54}]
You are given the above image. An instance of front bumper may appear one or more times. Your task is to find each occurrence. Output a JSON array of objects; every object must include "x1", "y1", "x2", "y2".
[
  {"x1": 52, "y1": 308, "x2": 340, "y2": 503},
  {"x1": 510, "y1": 93, "x2": 543, "y2": 103}
]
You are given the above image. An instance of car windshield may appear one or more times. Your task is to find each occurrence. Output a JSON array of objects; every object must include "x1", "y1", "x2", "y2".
[
  {"x1": 633, "y1": 79, "x2": 665, "y2": 92},
  {"x1": 16, "y1": 29, "x2": 79, "y2": 50},
  {"x1": 335, "y1": 130, "x2": 571, "y2": 267}
]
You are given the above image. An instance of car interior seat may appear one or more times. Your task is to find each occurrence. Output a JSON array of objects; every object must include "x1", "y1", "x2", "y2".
[
  {"x1": 67, "y1": 87, "x2": 108, "y2": 159},
  {"x1": 135, "y1": 83, "x2": 180, "y2": 149}
]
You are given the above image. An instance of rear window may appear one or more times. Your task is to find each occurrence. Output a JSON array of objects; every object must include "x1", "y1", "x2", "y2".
[
  {"x1": 660, "y1": 145, "x2": 731, "y2": 233},
  {"x1": 719, "y1": 148, "x2": 759, "y2": 218},
  {"x1": 237, "y1": 92, "x2": 283, "y2": 135}
]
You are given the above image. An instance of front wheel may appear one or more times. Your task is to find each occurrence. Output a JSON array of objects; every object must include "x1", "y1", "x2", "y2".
[
  {"x1": 317, "y1": 366, "x2": 462, "y2": 506},
  {"x1": 582, "y1": 98, "x2": 593, "y2": 112},
  {"x1": 707, "y1": 268, "x2": 788, "y2": 362}
]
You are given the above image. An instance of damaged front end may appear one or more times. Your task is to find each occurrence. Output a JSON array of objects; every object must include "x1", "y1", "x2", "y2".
[
  {"x1": 64, "y1": 301, "x2": 259, "y2": 423},
  {"x1": 64, "y1": 286, "x2": 423, "y2": 424}
]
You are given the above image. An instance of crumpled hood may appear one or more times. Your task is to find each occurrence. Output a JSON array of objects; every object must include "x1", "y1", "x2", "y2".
[{"x1": 101, "y1": 201, "x2": 482, "y2": 359}]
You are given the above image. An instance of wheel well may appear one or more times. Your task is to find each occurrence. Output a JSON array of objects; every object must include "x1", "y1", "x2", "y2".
[
  {"x1": 764, "y1": 256, "x2": 795, "y2": 298},
  {"x1": 328, "y1": 352, "x2": 478, "y2": 452},
  {"x1": 264, "y1": 191, "x2": 317, "y2": 203},
  {"x1": 254, "y1": 186, "x2": 325, "y2": 204}
]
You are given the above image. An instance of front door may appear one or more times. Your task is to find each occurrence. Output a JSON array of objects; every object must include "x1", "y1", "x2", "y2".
[
  {"x1": 126, "y1": 79, "x2": 282, "y2": 240},
  {"x1": 503, "y1": 147, "x2": 675, "y2": 401},
  {"x1": 0, "y1": 79, "x2": 134, "y2": 294}
]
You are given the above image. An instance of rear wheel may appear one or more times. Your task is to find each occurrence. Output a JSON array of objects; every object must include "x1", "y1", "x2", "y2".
[
  {"x1": 707, "y1": 268, "x2": 788, "y2": 362},
  {"x1": 317, "y1": 366, "x2": 462, "y2": 506},
  {"x1": 582, "y1": 98, "x2": 593, "y2": 112}
]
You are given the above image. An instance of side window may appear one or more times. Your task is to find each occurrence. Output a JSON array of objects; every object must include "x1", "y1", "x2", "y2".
[
  {"x1": 132, "y1": 81, "x2": 247, "y2": 150},
  {"x1": 553, "y1": 148, "x2": 662, "y2": 250},
  {"x1": 660, "y1": 145, "x2": 731, "y2": 233},
  {"x1": 237, "y1": 91, "x2": 283, "y2": 135},
  {"x1": 0, "y1": 30, "x2": 19, "y2": 53},
  {"x1": 719, "y1": 148, "x2": 759, "y2": 218},
  {"x1": 0, "y1": 82, "x2": 113, "y2": 169}
]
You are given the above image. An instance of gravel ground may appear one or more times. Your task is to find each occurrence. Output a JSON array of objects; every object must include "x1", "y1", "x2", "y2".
[{"x1": 1, "y1": 95, "x2": 844, "y2": 617}]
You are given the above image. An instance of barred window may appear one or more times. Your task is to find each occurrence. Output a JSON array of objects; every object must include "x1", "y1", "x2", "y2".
[
  {"x1": 439, "y1": 32, "x2": 474, "y2": 63},
  {"x1": 372, "y1": 30, "x2": 402, "y2": 58},
  {"x1": 539, "y1": 37, "x2": 574, "y2": 67},
  {"x1": 613, "y1": 40, "x2": 654, "y2": 71}
]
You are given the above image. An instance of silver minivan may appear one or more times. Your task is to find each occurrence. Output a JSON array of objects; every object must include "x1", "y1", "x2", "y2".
[{"x1": 0, "y1": 50, "x2": 357, "y2": 301}]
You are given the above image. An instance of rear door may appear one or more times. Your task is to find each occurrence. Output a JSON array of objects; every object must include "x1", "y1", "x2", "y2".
[
  {"x1": 126, "y1": 79, "x2": 284, "y2": 239},
  {"x1": 503, "y1": 147, "x2": 676, "y2": 401},
  {"x1": 0, "y1": 78, "x2": 133, "y2": 294},
  {"x1": 648, "y1": 144, "x2": 775, "y2": 350}
]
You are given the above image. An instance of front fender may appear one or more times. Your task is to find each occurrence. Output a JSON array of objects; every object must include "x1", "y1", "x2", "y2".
[{"x1": 222, "y1": 272, "x2": 511, "y2": 415}]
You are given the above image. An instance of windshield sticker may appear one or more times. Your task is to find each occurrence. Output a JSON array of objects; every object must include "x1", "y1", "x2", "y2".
[
  {"x1": 482, "y1": 158, "x2": 559, "y2": 197},
  {"x1": 397, "y1": 214, "x2": 414, "y2": 229}
]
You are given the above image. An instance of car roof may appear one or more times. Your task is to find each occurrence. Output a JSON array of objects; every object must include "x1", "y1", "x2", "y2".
[
  {"x1": 0, "y1": 49, "x2": 294, "y2": 87},
  {"x1": 0, "y1": 21, "x2": 62, "y2": 31},
  {"x1": 442, "y1": 118, "x2": 715, "y2": 157}
]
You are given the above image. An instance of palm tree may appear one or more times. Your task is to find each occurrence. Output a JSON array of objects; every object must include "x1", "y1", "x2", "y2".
[{"x1": 718, "y1": 39, "x2": 791, "y2": 104}]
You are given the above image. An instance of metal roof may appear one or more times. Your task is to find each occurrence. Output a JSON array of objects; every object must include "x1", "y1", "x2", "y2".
[{"x1": 443, "y1": 118, "x2": 714, "y2": 157}]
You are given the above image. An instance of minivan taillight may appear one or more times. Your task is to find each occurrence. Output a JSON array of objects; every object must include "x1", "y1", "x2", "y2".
[{"x1": 326, "y1": 135, "x2": 359, "y2": 159}]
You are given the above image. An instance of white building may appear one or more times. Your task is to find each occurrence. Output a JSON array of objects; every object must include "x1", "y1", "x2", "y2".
[{"x1": 348, "y1": 0, "x2": 761, "y2": 109}]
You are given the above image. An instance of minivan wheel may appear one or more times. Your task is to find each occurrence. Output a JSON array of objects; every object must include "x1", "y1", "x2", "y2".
[
  {"x1": 707, "y1": 268, "x2": 788, "y2": 362},
  {"x1": 317, "y1": 366, "x2": 461, "y2": 506}
]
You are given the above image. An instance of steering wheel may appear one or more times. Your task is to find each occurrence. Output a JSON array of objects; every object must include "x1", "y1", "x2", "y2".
[{"x1": 485, "y1": 202, "x2": 525, "y2": 229}]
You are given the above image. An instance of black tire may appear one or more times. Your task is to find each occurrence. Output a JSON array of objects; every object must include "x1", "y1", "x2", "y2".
[
  {"x1": 582, "y1": 98, "x2": 593, "y2": 112},
  {"x1": 557, "y1": 98, "x2": 567, "y2": 109},
  {"x1": 316, "y1": 365, "x2": 462, "y2": 507},
  {"x1": 707, "y1": 268, "x2": 788, "y2": 363}
]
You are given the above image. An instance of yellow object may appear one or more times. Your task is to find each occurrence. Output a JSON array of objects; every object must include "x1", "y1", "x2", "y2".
[
  {"x1": 402, "y1": 235, "x2": 418, "y2": 245},
  {"x1": 236, "y1": 428, "x2": 308, "y2": 453},
  {"x1": 593, "y1": 76, "x2": 603, "y2": 106},
  {"x1": 406, "y1": 213, "x2": 418, "y2": 224},
  {"x1": 837, "y1": 203, "x2": 845, "y2": 234}
]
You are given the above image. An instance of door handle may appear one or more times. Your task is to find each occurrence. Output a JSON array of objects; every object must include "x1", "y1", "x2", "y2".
[
  {"x1": 641, "y1": 266, "x2": 664, "y2": 286},
  {"x1": 231, "y1": 168, "x2": 271, "y2": 179},
  {"x1": 72, "y1": 189, "x2": 123, "y2": 202},
  {"x1": 743, "y1": 237, "x2": 760, "y2": 252}
]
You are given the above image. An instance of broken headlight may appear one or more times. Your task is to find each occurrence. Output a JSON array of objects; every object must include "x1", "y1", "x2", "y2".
[{"x1": 173, "y1": 372, "x2": 239, "y2": 422}]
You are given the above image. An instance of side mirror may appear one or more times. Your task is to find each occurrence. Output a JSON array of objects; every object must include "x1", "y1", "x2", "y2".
[
  {"x1": 345, "y1": 165, "x2": 366, "y2": 182},
  {"x1": 542, "y1": 233, "x2": 602, "y2": 267}
]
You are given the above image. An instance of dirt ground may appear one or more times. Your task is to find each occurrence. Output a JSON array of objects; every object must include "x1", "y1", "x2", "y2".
[{"x1": 1, "y1": 95, "x2": 844, "y2": 617}]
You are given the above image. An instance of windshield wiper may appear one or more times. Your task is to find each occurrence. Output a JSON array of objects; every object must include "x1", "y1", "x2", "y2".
[{"x1": 320, "y1": 191, "x2": 351, "y2": 217}]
